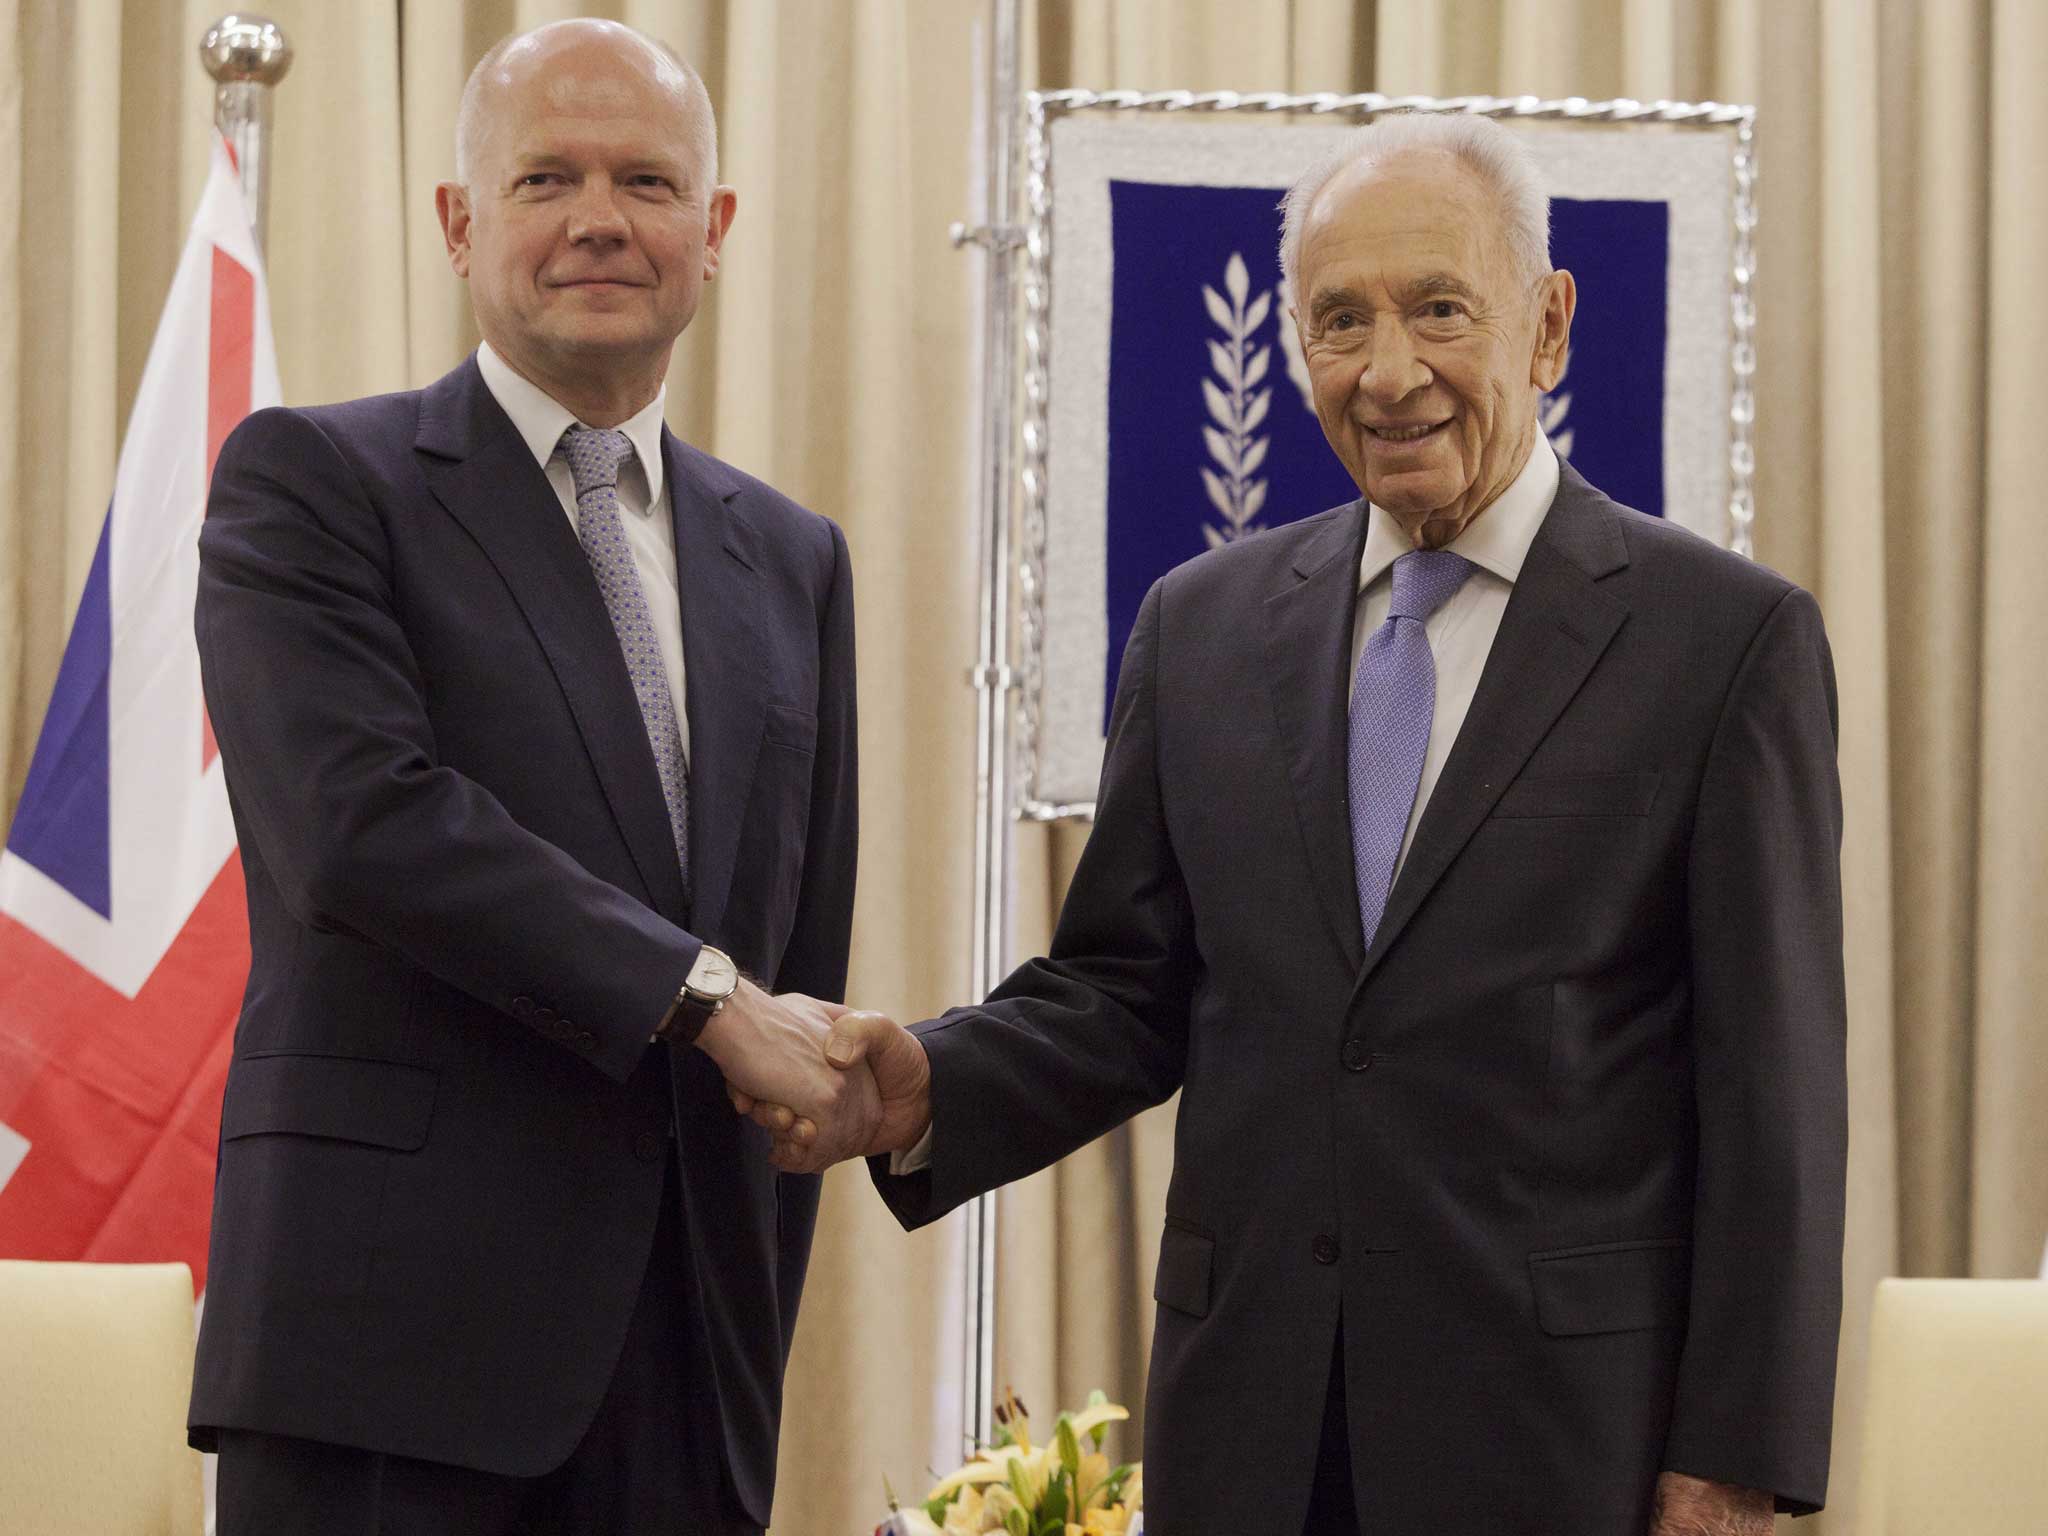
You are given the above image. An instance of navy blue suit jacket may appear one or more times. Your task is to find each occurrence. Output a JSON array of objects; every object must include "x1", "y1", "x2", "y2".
[{"x1": 189, "y1": 355, "x2": 857, "y2": 1524}]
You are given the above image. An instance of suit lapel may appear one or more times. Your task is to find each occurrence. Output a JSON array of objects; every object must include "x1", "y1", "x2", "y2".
[
  {"x1": 1351, "y1": 466, "x2": 1631, "y2": 992},
  {"x1": 1262, "y1": 504, "x2": 1372, "y2": 977},
  {"x1": 416, "y1": 359, "x2": 690, "y2": 920},
  {"x1": 665, "y1": 433, "x2": 767, "y2": 941}
]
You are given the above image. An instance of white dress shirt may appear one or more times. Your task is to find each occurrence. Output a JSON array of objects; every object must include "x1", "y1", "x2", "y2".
[
  {"x1": 1351, "y1": 431, "x2": 1558, "y2": 881},
  {"x1": 475, "y1": 342, "x2": 690, "y2": 763},
  {"x1": 893, "y1": 435, "x2": 1562, "y2": 1176}
]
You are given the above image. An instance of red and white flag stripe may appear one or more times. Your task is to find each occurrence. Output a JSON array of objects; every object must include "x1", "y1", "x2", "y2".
[{"x1": 0, "y1": 137, "x2": 277, "y2": 1286}]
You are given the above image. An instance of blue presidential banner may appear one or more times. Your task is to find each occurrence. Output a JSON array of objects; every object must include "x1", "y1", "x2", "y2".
[{"x1": 1025, "y1": 107, "x2": 1749, "y2": 812}]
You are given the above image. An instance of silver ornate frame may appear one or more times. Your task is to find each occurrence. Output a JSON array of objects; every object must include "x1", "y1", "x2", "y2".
[{"x1": 1013, "y1": 90, "x2": 1760, "y2": 824}]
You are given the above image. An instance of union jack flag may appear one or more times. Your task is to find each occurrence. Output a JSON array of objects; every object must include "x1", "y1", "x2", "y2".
[{"x1": 0, "y1": 138, "x2": 278, "y2": 1286}]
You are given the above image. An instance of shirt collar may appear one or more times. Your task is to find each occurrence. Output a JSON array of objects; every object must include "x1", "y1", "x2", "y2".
[
  {"x1": 475, "y1": 341, "x2": 668, "y2": 508},
  {"x1": 1357, "y1": 431, "x2": 1560, "y2": 594}
]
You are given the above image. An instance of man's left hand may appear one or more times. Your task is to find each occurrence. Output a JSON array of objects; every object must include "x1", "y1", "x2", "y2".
[{"x1": 1649, "y1": 1471, "x2": 1774, "y2": 1535}]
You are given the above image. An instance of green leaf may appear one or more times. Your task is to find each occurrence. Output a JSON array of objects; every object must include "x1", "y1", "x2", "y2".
[
  {"x1": 926, "y1": 1494, "x2": 952, "y2": 1524},
  {"x1": 1042, "y1": 1475, "x2": 1068, "y2": 1524},
  {"x1": 1005, "y1": 1508, "x2": 1028, "y2": 1536},
  {"x1": 992, "y1": 1423, "x2": 1017, "y2": 1449},
  {"x1": 1056, "y1": 1416, "x2": 1082, "y2": 1480},
  {"x1": 1102, "y1": 1464, "x2": 1134, "y2": 1504}
]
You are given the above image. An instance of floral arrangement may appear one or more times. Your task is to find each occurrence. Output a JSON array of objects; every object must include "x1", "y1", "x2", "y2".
[{"x1": 877, "y1": 1390, "x2": 1143, "y2": 1536}]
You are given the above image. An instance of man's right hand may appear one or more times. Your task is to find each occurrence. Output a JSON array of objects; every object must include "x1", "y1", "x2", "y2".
[
  {"x1": 732, "y1": 1006, "x2": 932, "y2": 1175},
  {"x1": 693, "y1": 980, "x2": 881, "y2": 1166}
]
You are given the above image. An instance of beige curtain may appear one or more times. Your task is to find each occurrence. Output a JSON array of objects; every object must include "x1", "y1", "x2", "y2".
[{"x1": 3, "y1": 1, "x2": 2043, "y2": 1532}]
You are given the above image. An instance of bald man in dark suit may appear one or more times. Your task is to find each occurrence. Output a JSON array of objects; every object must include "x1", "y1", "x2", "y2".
[{"x1": 191, "y1": 22, "x2": 875, "y2": 1534}]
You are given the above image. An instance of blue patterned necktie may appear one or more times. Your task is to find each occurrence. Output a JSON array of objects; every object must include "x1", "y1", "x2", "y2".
[
  {"x1": 1348, "y1": 548, "x2": 1474, "y2": 949},
  {"x1": 559, "y1": 425, "x2": 691, "y2": 899}
]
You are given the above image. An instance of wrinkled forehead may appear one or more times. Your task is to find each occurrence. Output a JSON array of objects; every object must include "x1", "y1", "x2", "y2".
[
  {"x1": 523, "y1": 69, "x2": 690, "y2": 133},
  {"x1": 1302, "y1": 151, "x2": 1514, "y2": 286}
]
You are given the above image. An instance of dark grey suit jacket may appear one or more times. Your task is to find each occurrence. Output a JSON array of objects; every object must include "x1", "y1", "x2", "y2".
[
  {"x1": 190, "y1": 356, "x2": 858, "y2": 1525},
  {"x1": 877, "y1": 464, "x2": 1846, "y2": 1534}
]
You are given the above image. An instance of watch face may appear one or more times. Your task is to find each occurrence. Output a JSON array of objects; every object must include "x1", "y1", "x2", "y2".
[{"x1": 696, "y1": 948, "x2": 740, "y2": 999}]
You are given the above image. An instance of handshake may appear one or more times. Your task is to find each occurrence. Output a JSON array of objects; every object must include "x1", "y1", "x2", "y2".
[{"x1": 693, "y1": 979, "x2": 933, "y2": 1175}]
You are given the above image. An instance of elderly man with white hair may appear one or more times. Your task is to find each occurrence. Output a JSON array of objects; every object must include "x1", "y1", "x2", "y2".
[
  {"x1": 769, "y1": 111, "x2": 1849, "y2": 1535},
  {"x1": 189, "y1": 18, "x2": 873, "y2": 1534}
]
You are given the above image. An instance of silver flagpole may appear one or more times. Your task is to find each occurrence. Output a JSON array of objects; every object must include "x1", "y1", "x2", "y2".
[
  {"x1": 195, "y1": 20, "x2": 289, "y2": 1536},
  {"x1": 200, "y1": 14, "x2": 293, "y2": 255},
  {"x1": 953, "y1": 0, "x2": 1024, "y2": 1460}
]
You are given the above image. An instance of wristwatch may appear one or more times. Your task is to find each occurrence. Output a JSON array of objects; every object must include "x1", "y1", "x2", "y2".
[{"x1": 654, "y1": 945, "x2": 739, "y2": 1045}]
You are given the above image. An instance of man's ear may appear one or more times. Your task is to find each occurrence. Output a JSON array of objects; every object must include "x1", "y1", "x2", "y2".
[
  {"x1": 1531, "y1": 268, "x2": 1577, "y2": 391},
  {"x1": 700, "y1": 186, "x2": 739, "y2": 282},
  {"x1": 435, "y1": 182, "x2": 473, "y2": 278}
]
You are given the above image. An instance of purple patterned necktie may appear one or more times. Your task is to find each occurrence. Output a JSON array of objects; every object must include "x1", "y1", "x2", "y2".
[
  {"x1": 1348, "y1": 548, "x2": 1474, "y2": 949},
  {"x1": 559, "y1": 425, "x2": 691, "y2": 898}
]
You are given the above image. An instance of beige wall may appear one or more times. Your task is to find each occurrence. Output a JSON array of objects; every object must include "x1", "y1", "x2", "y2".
[{"x1": 3, "y1": 2, "x2": 2043, "y2": 1531}]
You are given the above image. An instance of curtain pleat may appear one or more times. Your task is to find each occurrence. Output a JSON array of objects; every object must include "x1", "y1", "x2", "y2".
[{"x1": 1970, "y1": 0, "x2": 2048, "y2": 1283}]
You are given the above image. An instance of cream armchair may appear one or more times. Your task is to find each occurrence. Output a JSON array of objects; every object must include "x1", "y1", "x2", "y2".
[
  {"x1": 0, "y1": 1260, "x2": 205, "y2": 1535},
  {"x1": 1856, "y1": 1277, "x2": 2048, "y2": 1534}
]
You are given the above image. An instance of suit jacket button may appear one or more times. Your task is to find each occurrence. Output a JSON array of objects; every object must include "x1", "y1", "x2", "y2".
[
  {"x1": 1341, "y1": 1038, "x2": 1372, "y2": 1072},
  {"x1": 534, "y1": 1006, "x2": 558, "y2": 1027},
  {"x1": 1313, "y1": 1234, "x2": 1340, "y2": 1265},
  {"x1": 511, "y1": 995, "x2": 536, "y2": 1020},
  {"x1": 632, "y1": 1130, "x2": 665, "y2": 1164}
]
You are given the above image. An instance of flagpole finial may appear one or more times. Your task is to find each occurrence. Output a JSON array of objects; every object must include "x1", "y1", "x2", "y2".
[
  {"x1": 200, "y1": 15, "x2": 292, "y2": 88},
  {"x1": 199, "y1": 15, "x2": 291, "y2": 255}
]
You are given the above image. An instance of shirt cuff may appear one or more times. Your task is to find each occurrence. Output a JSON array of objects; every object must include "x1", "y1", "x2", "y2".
[{"x1": 888, "y1": 1123, "x2": 934, "y2": 1175}]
